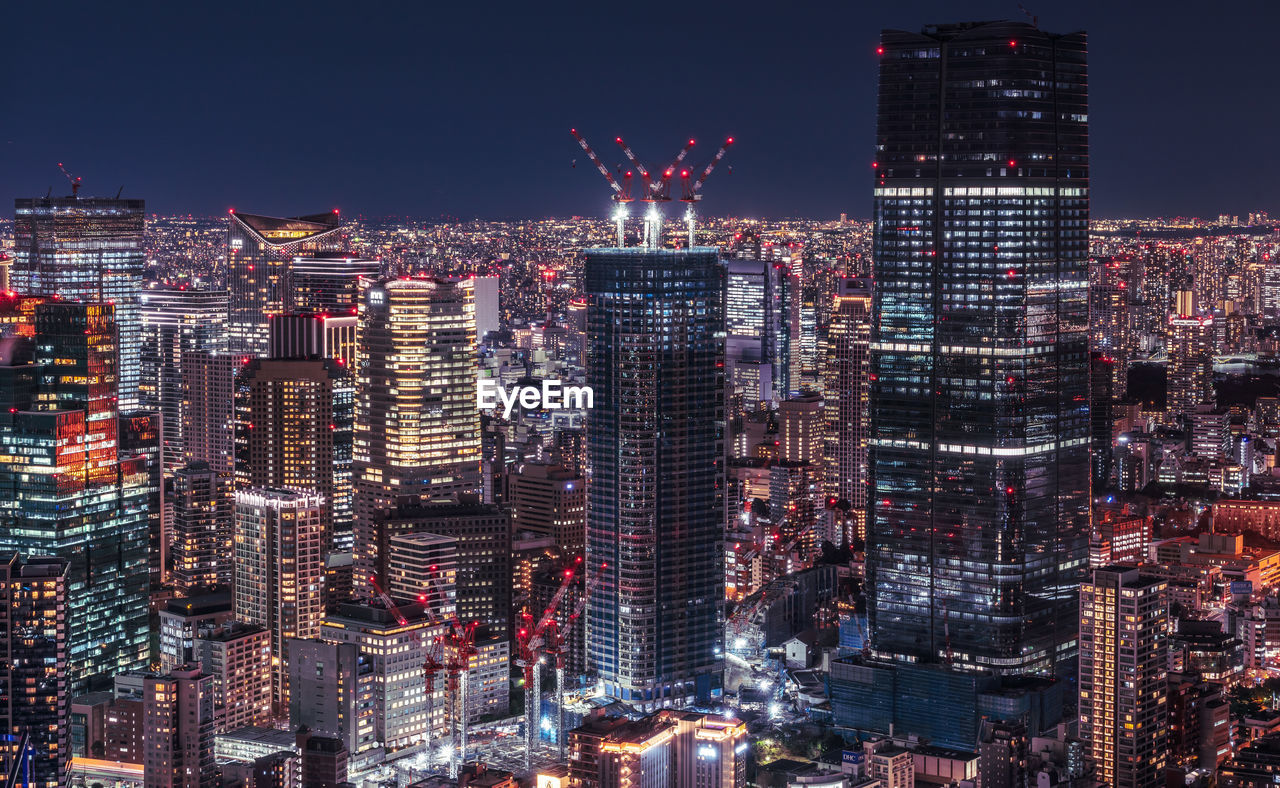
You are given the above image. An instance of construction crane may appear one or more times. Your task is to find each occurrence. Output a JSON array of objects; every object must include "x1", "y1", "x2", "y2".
[
  {"x1": 422, "y1": 633, "x2": 447, "y2": 771},
  {"x1": 571, "y1": 129, "x2": 633, "y2": 246},
  {"x1": 680, "y1": 137, "x2": 734, "y2": 247},
  {"x1": 547, "y1": 560, "x2": 606, "y2": 761},
  {"x1": 444, "y1": 620, "x2": 479, "y2": 779},
  {"x1": 57, "y1": 163, "x2": 82, "y2": 198},
  {"x1": 517, "y1": 557, "x2": 581, "y2": 770},
  {"x1": 656, "y1": 139, "x2": 697, "y2": 204},
  {"x1": 368, "y1": 575, "x2": 408, "y2": 626}
]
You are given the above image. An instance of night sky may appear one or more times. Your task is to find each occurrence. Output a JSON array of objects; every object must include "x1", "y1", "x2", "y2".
[{"x1": 5, "y1": 1, "x2": 1278, "y2": 220}]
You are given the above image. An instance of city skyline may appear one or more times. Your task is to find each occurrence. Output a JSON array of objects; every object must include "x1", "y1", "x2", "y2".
[{"x1": 5, "y1": 1, "x2": 1279, "y2": 220}]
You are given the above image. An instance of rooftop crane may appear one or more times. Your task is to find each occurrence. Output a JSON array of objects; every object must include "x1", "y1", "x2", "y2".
[
  {"x1": 656, "y1": 139, "x2": 697, "y2": 203},
  {"x1": 680, "y1": 137, "x2": 735, "y2": 247},
  {"x1": 369, "y1": 575, "x2": 408, "y2": 626},
  {"x1": 57, "y1": 163, "x2": 82, "y2": 198},
  {"x1": 518, "y1": 557, "x2": 581, "y2": 769},
  {"x1": 571, "y1": 129, "x2": 633, "y2": 246}
]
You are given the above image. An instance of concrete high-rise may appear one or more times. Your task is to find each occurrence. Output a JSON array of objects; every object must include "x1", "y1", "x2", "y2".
[
  {"x1": 138, "y1": 287, "x2": 229, "y2": 471},
  {"x1": 822, "y1": 278, "x2": 872, "y2": 543},
  {"x1": 143, "y1": 667, "x2": 216, "y2": 788},
  {"x1": 0, "y1": 302, "x2": 149, "y2": 693},
  {"x1": 227, "y1": 211, "x2": 344, "y2": 356},
  {"x1": 1167, "y1": 290, "x2": 1214, "y2": 419},
  {"x1": 170, "y1": 462, "x2": 234, "y2": 592},
  {"x1": 234, "y1": 357, "x2": 355, "y2": 543},
  {"x1": 233, "y1": 488, "x2": 326, "y2": 714},
  {"x1": 867, "y1": 21, "x2": 1090, "y2": 674},
  {"x1": 12, "y1": 195, "x2": 146, "y2": 410},
  {"x1": 509, "y1": 463, "x2": 586, "y2": 554},
  {"x1": 1078, "y1": 567, "x2": 1168, "y2": 788},
  {"x1": 192, "y1": 622, "x2": 272, "y2": 733},
  {"x1": 584, "y1": 248, "x2": 725, "y2": 708},
  {"x1": 353, "y1": 278, "x2": 481, "y2": 592},
  {"x1": 182, "y1": 351, "x2": 237, "y2": 475},
  {"x1": 0, "y1": 554, "x2": 68, "y2": 787}
]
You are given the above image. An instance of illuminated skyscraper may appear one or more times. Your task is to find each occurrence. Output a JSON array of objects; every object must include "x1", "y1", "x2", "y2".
[
  {"x1": 234, "y1": 357, "x2": 355, "y2": 546},
  {"x1": 353, "y1": 278, "x2": 481, "y2": 592},
  {"x1": 143, "y1": 667, "x2": 216, "y2": 788},
  {"x1": 227, "y1": 211, "x2": 344, "y2": 356},
  {"x1": 289, "y1": 255, "x2": 381, "y2": 313},
  {"x1": 723, "y1": 254, "x2": 797, "y2": 407},
  {"x1": 0, "y1": 302, "x2": 149, "y2": 693},
  {"x1": 12, "y1": 195, "x2": 146, "y2": 410},
  {"x1": 182, "y1": 351, "x2": 237, "y2": 475},
  {"x1": 233, "y1": 488, "x2": 326, "y2": 714},
  {"x1": 584, "y1": 247, "x2": 725, "y2": 708},
  {"x1": 1167, "y1": 290, "x2": 1214, "y2": 419},
  {"x1": 1078, "y1": 567, "x2": 1168, "y2": 787},
  {"x1": 139, "y1": 287, "x2": 229, "y2": 471},
  {"x1": 0, "y1": 553, "x2": 68, "y2": 788},
  {"x1": 170, "y1": 461, "x2": 234, "y2": 592},
  {"x1": 867, "y1": 21, "x2": 1090, "y2": 674},
  {"x1": 823, "y1": 278, "x2": 872, "y2": 542}
]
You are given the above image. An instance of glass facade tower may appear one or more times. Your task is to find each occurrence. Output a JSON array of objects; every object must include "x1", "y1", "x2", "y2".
[
  {"x1": 584, "y1": 247, "x2": 725, "y2": 708},
  {"x1": 227, "y1": 211, "x2": 344, "y2": 356},
  {"x1": 867, "y1": 21, "x2": 1090, "y2": 675},
  {"x1": 0, "y1": 302, "x2": 150, "y2": 693},
  {"x1": 12, "y1": 196, "x2": 146, "y2": 411}
]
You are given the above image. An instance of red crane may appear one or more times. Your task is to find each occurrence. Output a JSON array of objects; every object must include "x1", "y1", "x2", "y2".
[
  {"x1": 614, "y1": 137, "x2": 653, "y2": 201},
  {"x1": 546, "y1": 560, "x2": 606, "y2": 761},
  {"x1": 680, "y1": 137, "x2": 735, "y2": 247},
  {"x1": 517, "y1": 557, "x2": 581, "y2": 769},
  {"x1": 571, "y1": 129, "x2": 633, "y2": 247},
  {"x1": 369, "y1": 575, "x2": 408, "y2": 626},
  {"x1": 57, "y1": 163, "x2": 82, "y2": 198}
]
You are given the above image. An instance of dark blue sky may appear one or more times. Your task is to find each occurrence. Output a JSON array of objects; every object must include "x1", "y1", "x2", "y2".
[{"x1": 5, "y1": 1, "x2": 1278, "y2": 220}]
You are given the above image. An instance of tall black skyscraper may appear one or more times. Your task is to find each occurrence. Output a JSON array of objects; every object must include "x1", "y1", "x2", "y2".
[
  {"x1": 867, "y1": 21, "x2": 1090, "y2": 675},
  {"x1": 584, "y1": 247, "x2": 726, "y2": 708}
]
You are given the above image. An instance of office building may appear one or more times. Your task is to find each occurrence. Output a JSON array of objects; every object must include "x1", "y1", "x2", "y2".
[
  {"x1": 374, "y1": 499, "x2": 509, "y2": 637},
  {"x1": 1168, "y1": 292, "x2": 1215, "y2": 419},
  {"x1": 723, "y1": 256, "x2": 796, "y2": 408},
  {"x1": 182, "y1": 351, "x2": 237, "y2": 475},
  {"x1": 297, "y1": 729, "x2": 349, "y2": 787},
  {"x1": 0, "y1": 554, "x2": 68, "y2": 787},
  {"x1": 822, "y1": 277, "x2": 871, "y2": 542},
  {"x1": 353, "y1": 278, "x2": 481, "y2": 593},
  {"x1": 234, "y1": 357, "x2": 355, "y2": 542},
  {"x1": 385, "y1": 531, "x2": 457, "y2": 612},
  {"x1": 143, "y1": 668, "x2": 216, "y2": 788},
  {"x1": 509, "y1": 463, "x2": 586, "y2": 554},
  {"x1": 287, "y1": 639, "x2": 375, "y2": 755},
  {"x1": 1079, "y1": 567, "x2": 1168, "y2": 788},
  {"x1": 12, "y1": 194, "x2": 146, "y2": 409},
  {"x1": 267, "y1": 312, "x2": 359, "y2": 367},
  {"x1": 0, "y1": 302, "x2": 149, "y2": 693},
  {"x1": 289, "y1": 254, "x2": 381, "y2": 314},
  {"x1": 138, "y1": 287, "x2": 229, "y2": 471},
  {"x1": 170, "y1": 462, "x2": 234, "y2": 592},
  {"x1": 867, "y1": 21, "x2": 1090, "y2": 674},
  {"x1": 321, "y1": 600, "x2": 441, "y2": 747},
  {"x1": 468, "y1": 275, "x2": 501, "y2": 343},
  {"x1": 157, "y1": 591, "x2": 234, "y2": 672},
  {"x1": 233, "y1": 488, "x2": 326, "y2": 714},
  {"x1": 120, "y1": 410, "x2": 164, "y2": 590},
  {"x1": 192, "y1": 622, "x2": 273, "y2": 733},
  {"x1": 227, "y1": 211, "x2": 344, "y2": 355},
  {"x1": 584, "y1": 247, "x2": 726, "y2": 707}
]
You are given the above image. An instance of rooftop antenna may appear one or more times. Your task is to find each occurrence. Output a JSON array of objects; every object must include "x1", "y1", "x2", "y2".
[
  {"x1": 57, "y1": 163, "x2": 81, "y2": 198},
  {"x1": 1017, "y1": 3, "x2": 1038, "y2": 27}
]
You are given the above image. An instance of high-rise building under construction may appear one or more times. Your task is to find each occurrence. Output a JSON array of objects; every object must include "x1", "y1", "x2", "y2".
[{"x1": 584, "y1": 247, "x2": 726, "y2": 708}]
